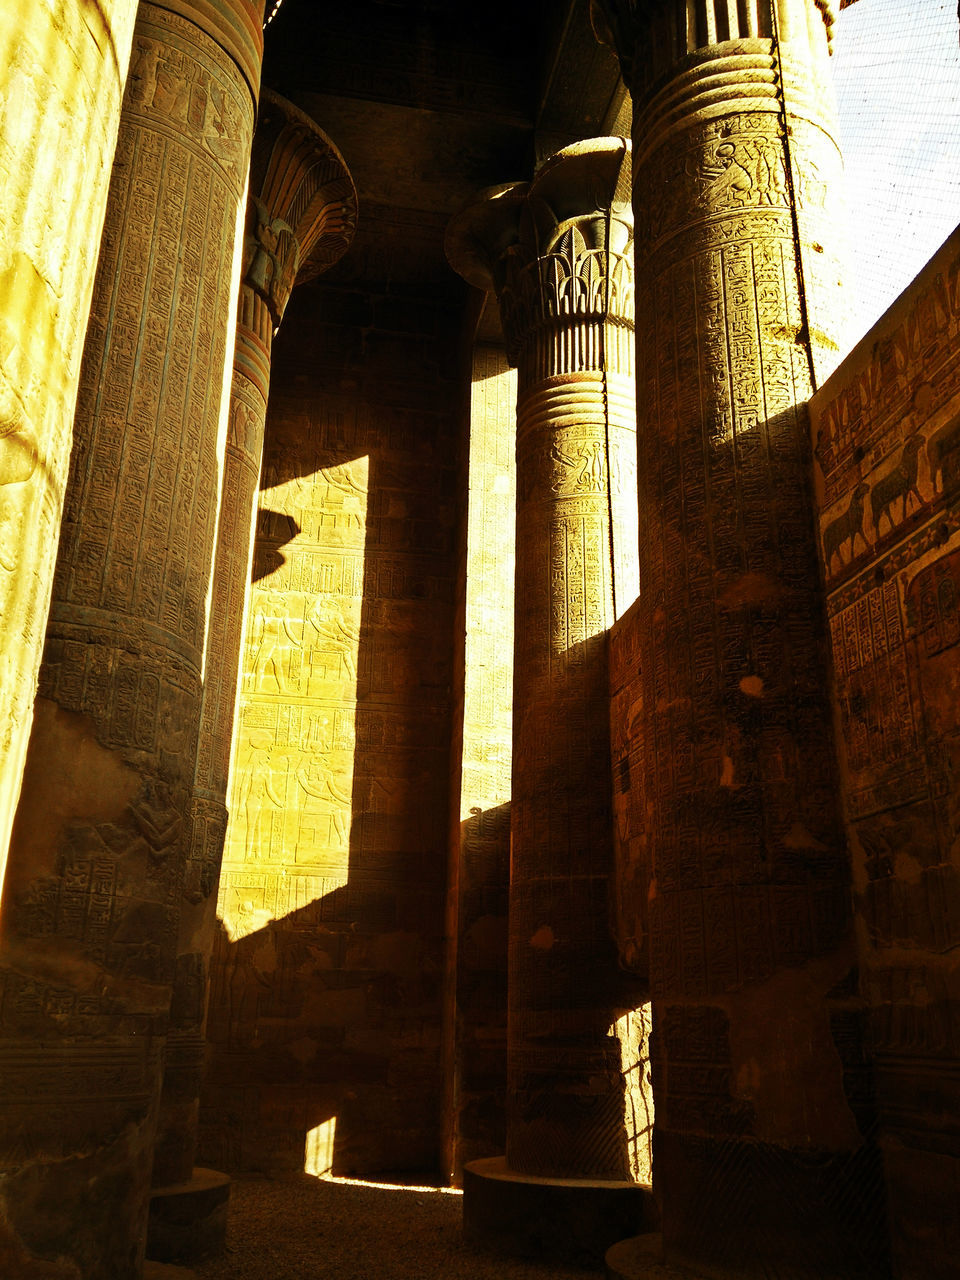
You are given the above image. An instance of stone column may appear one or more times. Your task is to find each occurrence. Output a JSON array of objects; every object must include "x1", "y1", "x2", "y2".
[
  {"x1": 148, "y1": 90, "x2": 356, "y2": 1263},
  {"x1": 446, "y1": 139, "x2": 650, "y2": 1263},
  {"x1": 0, "y1": 0, "x2": 139, "y2": 880},
  {"x1": 0, "y1": 4, "x2": 263, "y2": 1277},
  {"x1": 592, "y1": 2, "x2": 885, "y2": 1276}
]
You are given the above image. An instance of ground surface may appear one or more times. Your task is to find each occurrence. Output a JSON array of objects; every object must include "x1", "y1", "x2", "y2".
[{"x1": 193, "y1": 1174, "x2": 693, "y2": 1280}]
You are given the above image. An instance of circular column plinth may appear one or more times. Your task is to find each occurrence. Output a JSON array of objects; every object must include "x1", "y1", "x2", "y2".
[
  {"x1": 606, "y1": 1234, "x2": 670, "y2": 1279},
  {"x1": 147, "y1": 1167, "x2": 231, "y2": 1264},
  {"x1": 464, "y1": 1156, "x2": 653, "y2": 1267},
  {"x1": 144, "y1": 1265, "x2": 200, "y2": 1280}
]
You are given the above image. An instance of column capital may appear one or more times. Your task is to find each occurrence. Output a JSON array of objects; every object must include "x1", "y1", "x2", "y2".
[
  {"x1": 243, "y1": 89, "x2": 358, "y2": 331},
  {"x1": 590, "y1": 0, "x2": 837, "y2": 91},
  {"x1": 445, "y1": 137, "x2": 633, "y2": 372}
]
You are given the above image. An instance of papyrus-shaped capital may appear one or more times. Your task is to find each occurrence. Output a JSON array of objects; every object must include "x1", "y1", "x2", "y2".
[
  {"x1": 445, "y1": 138, "x2": 633, "y2": 373},
  {"x1": 242, "y1": 89, "x2": 358, "y2": 332}
]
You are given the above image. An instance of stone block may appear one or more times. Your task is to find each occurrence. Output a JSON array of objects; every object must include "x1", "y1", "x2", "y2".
[
  {"x1": 463, "y1": 1155, "x2": 653, "y2": 1268},
  {"x1": 146, "y1": 1168, "x2": 231, "y2": 1265}
]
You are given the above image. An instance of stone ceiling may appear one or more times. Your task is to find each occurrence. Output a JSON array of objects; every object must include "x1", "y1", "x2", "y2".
[{"x1": 261, "y1": 0, "x2": 625, "y2": 292}]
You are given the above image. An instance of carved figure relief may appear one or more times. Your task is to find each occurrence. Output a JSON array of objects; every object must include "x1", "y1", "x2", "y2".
[
  {"x1": 242, "y1": 196, "x2": 299, "y2": 320},
  {"x1": 295, "y1": 758, "x2": 351, "y2": 851},
  {"x1": 819, "y1": 412, "x2": 959, "y2": 581},
  {"x1": 126, "y1": 30, "x2": 247, "y2": 169},
  {"x1": 229, "y1": 398, "x2": 261, "y2": 456},
  {"x1": 821, "y1": 482, "x2": 869, "y2": 570},
  {"x1": 237, "y1": 740, "x2": 286, "y2": 861},
  {"x1": 927, "y1": 413, "x2": 960, "y2": 493},
  {"x1": 550, "y1": 438, "x2": 607, "y2": 494},
  {"x1": 248, "y1": 589, "x2": 301, "y2": 692},
  {"x1": 870, "y1": 433, "x2": 924, "y2": 534}
]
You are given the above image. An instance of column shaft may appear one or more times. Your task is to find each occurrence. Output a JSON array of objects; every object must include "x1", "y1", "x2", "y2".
[
  {"x1": 151, "y1": 94, "x2": 356, "y2": 1197},
  {"x1": 0, "y1": 3, "x2": 262, "y2": 1276},
  {"x1": 594, "y1": 0, "x2": 885, "y2": 1273},
  {"x1": 151, "y1": 332, "x2": 267, "y2": 1189},
  {"x1": 448, "y1": 138, "x2": 644, "y2": 1187},
  {"x1": 0, "y1": 0, "x2": 139, "y2": 879},
  {"x1": 510, "y1": 364, "x2": 637, "y2": 1177}
]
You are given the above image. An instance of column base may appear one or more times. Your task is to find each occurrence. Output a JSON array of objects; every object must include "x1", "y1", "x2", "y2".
[
  {"x1": 606, "y1": 1234, "x2": 669, "y2": 1279},
  {"x1": 463, "y1": 1155, "x2": 654, "y2": 1268},
  {"x1": 144, "y1": 1265, "x2": 199, "y2": 1280},
  {"x1": 146, "y1": 1167, "x2": 231, "y2": 1264}
]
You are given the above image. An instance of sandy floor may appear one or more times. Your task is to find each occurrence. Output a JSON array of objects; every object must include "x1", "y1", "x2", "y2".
[{"x1": 192, "y1": 1173, "x2": 692, "y2": 1280}]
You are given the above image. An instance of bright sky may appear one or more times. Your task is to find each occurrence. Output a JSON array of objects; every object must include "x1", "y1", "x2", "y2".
[{"x1": 831, "y1": 0, "x2": 960, "y2": 349}]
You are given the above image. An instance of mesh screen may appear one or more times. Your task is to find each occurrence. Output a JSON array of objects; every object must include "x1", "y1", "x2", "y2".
[{"x1": 832, "y1": 0, "x2": 960, "y2": 349}]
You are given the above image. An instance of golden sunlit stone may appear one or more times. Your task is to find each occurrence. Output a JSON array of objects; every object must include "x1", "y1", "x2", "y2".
[{"x1": 0, "y1": 0, "x2": 139, "y2": 882}]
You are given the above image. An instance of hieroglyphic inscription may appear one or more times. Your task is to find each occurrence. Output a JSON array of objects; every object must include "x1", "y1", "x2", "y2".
[
  {"x1": 0, "y1": 2, "x2": 258, "y2": 1270},
  {"x1": 509, "y1": 371, "x2": 639, "y2": 1180},
  {"x1": 17, "y1": 1, "x2": 253, "y2": 965},
  {"x1": 204, "y1": 327, "x2": 458, "y2": 1170},
  {"x1": 622, "y1": 38, "x2": 862, "y2": 1224},
  {"x1": 639, "y1": 219, "x2": 843, "y2": 992},
  {"x1": 0, "y1": 0, "x2": 139, "y2": 870},
  {"x1": 815, "y1": 234, "x2": 960, "y2": 582},
  {"x1": 821, "y1": 526, "x2": 960, "y2": 961},
  {"x1": 595, "y1": 5, "x2": 887, "y2": 1268},
  {"x1": 218, "y1": 389, "x2": 456, "y2": 933},
  {"x1": 810, "y1": 224, "x2": 960, "y2": 1272},
  {"x1": 446, "y1": 140, "x2": 644, "y2": 1179}
]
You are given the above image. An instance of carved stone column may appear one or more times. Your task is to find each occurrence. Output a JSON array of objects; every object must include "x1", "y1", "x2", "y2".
[
  {"x1": 447, "y1": 139, "x2": 650, "y2": 1263},
  {"x1": 0, "y1": 0, "x2": 139, "y2": 879},
  {"x1": 592, "y1": 2, "x2": 885, "y2": 1275},
  {"x1": 148, "y1": 90, "x2": 356, "y2": 1263},
  {"x1": 0, "y1": 4, "x2": 263, "y2": 1277}
]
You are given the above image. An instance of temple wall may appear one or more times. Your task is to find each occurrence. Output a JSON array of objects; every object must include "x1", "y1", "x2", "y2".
[
  {"x1": 200, "y1": 273, "x2": 462, "y2": 1177},
  {"x1": 809, "y1": 222, "x2": 960, "y2": 1280}
]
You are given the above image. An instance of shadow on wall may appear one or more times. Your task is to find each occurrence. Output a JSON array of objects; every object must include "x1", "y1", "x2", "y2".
[
  {"x1": 198, "y1": 351, "x2": 460, "y2": 1177},
  {"x1": 447, "y1": 800, "x2": 511, "y2": 1172}
]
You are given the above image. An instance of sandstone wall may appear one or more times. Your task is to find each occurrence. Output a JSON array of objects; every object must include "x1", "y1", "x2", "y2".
[
  {"x1": 810, "y1": 223, "x2": 960, "y2": 1280},
  {"x1": 200, "y1": 273, "x2": 461, "y2": 1176}
]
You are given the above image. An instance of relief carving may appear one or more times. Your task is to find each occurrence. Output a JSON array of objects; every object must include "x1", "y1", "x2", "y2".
[
  {"x1": 447, "y1": 140, "x2": 644, "y2": 1180},
  {"x1": 126, "y1": 29, "x2": 247, "y2": 170},
  {"x1": 0, "y1": 5, "x2": 259, "y2": 1268},
  {"x1": 241, "y1": 196, "x2": 299, "y2": 324}
]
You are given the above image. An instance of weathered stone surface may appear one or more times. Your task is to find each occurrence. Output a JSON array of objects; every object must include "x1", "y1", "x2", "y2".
[
  {"x1": 809, "y1": 223, "x2": 960, "y2": 1280},
  {"x1": 594, "y1": 1, "x2": 884, "y2": 1274},
  {"x1": 153, "y1": 89, "x2": 356, "y2": 1200},
  {"x1": 200, "y1": 269, "x2": 463, "y2": 1177},
  {"x1": 463, "y1": 1155, "x2": 654, "y2": 1267},
  {"x1": 608, "y1": 593, "x2": 647, "y2": 977},
  {"x1": 147, "y1": 1167, "x2": 231, "y2": 1264},
  {"x1": 0, "y1": 3, "x2": 262, "y2": 1275},
  {"x1": 448, "y1": 137, "x2": 647, "y2": 1187},
  {"x1": 0, "y1": 0, "x2": 139, "y2": 881}
]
